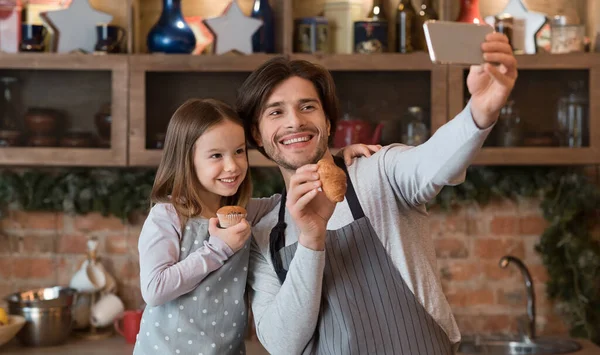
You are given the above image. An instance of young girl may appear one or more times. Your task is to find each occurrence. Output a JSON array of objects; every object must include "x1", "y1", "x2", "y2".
[{"x1": 134, "y1": 98, "x2": 378, "y2": 355}]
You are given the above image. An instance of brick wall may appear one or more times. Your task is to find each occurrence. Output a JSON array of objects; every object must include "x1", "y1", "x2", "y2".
[{"x1": 0, "y1": 199, "x2": 569, "y2": 337}]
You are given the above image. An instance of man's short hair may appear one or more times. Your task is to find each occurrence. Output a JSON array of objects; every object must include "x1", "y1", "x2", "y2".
[{"x1": 236, "y1": 56, "x2": 340, "y2": 156}]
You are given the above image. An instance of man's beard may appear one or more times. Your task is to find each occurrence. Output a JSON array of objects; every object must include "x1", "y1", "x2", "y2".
[{"x1": 263, "y1": 136, "x2": 328, "y2": 171}]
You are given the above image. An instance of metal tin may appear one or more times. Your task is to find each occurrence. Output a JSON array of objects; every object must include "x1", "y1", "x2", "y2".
[
  {"x1": 353, "y1": 20, "x2": 388, "y2": 53},
  {"x1": 494, "y1": 13, "x2": 514, "y2": 48},
  {"x1": 550, "y1": 15, "x2": 584, "y2": 54},
  {"x1": 295, "y1": 17, "x2": 329, "y2": 54}
]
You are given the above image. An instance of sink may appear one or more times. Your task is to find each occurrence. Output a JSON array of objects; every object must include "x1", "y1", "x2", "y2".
[
  {"x1": 458, "y1": 257, "x2": 583, "y2": 355},
  {"x1": 458, "y1": 335, "x2": 582, "y2": 355}
]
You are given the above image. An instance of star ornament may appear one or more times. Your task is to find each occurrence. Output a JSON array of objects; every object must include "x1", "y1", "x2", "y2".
[
  {"x1": 485, "y1": 0, "x2": 546, "y2": 54},
  {"x1": 43, "y1": 0, "x2": 113, "y2": 53},
  {"x1": 204, "y1": 1, "x2": 263, "y2": 55}
]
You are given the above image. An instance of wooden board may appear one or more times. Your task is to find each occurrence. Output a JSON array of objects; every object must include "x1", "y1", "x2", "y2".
[
  {"x1": 289, "y1": 52, "x2": 434, "y2": 70},
  {"x1": 472, "y1": 147, "x2": 599, "y2": 165}
]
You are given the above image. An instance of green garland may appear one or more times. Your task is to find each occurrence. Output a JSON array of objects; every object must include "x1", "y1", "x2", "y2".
[
  {"x1": 0, "y1": 166, "x2": 597, "y2": 344},
  {"x1": 0, "y1": 168, "x2": 284, "y2": 219}
]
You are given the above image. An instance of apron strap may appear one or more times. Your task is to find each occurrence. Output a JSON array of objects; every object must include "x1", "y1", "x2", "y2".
[
  {"x1": 333, "y1": 156, "x2": 365, "y2": 220},
  {"x1": 269, "y1": 156, "x2": 365, "y2": 285},
  {"x1": 269, "y1": 188, "x2": 288, "y2": 284}
]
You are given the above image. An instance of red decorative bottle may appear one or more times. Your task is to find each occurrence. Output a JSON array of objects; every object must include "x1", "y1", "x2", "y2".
[{"x1": 456, "y1": 0, "x2": 485, "y2": 24}]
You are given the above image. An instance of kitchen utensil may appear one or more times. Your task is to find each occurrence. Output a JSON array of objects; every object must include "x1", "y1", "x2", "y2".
[
  {"x1": 95, "y1": 103, "x2": 111, "y2": 140},
  {"x1": 334, "y1": 116, "x2": 383, "y2": 148},
  {"x1": 20, "y1": 23, "x2": 47, "y2": 52},
  {"x1": 71, "y1": 293, "x2": 92, "y2": 330},
  {"x1": 94, "y1": 23, "x2": 125, "y2": 53},
  {"x1": 4, "y1": 286, "x2": 77, "y2": 347},
  {"x1": 59, "y1": 131, "x2": 94, "y2": 148},
  {"x1": 114, "y1": 309, "x2": 142, "y2": 344},
  {"x1": 69, "y1": 259, "x2": 106, "y2": 293},
  {"x1": 0, "y1": 315, "x2": 26, "y2": 347},
  {"x1": 90, "y1": 293, "x2": 124, "y2": 328},
  {"x1": 24, "y1": 107, "x2": 59, "y2": 136}
]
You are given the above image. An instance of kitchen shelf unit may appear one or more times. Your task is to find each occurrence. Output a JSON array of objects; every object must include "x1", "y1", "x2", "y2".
[
  {"x1": 0, "y1": 0, "x2": 597, "y2": 167},
  {"x1": 448, "y1": 53, "x2": 600, "y2": 165},
  {"x1": 0, "y1": 53, "x2": 128, "y2": 166},
  {"x1": 127, "y1": 51, "x2": 447, "y2": 167}
]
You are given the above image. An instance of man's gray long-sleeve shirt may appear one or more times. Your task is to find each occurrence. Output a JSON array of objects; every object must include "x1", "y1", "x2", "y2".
[{"x1": 247, "y1": 103, "x2": 494, "y2": 354}]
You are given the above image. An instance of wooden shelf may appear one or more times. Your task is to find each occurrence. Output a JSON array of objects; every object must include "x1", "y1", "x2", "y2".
[
  {"x1": 472, "y1": 147, "x2": 600, "y2": 165},
  {"x1": 0, "y1": 147, "x2": 125, "y2": 167},
  {"x1": 0, "y1": 52, "x2": 128, "y2": 70},
  {"x1": 1, "y1": 52, "x2": 598, "y2": 72},
  {"x1": 1, "y1": 54, "x2": 599, "y2": 167},
  {"x1": 445, "y1": 53, "x2": 600, "y2": 71},
  {"x1": 515, "y1": 53, "x2": 600, "y2": 70},
  {"x1": 289, "y1": 53, "x2": 435, "y2": 71},
  {"x1": 129, "y1": 53, "x2": 282, "y2": 72},
  {"x1": 127, "y1": 148, "x2": 345, "y2": 168},
  {"x1": 3, "y1": 52, "x2": 599, "y2": 72},
  {"x1": 128, "y1": 52, "x2": 436, "y2": 72}
]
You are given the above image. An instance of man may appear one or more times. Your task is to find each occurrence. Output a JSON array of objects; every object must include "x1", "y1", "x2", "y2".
[{"x1": 236, "y1": 32, "x2": 517, "y2": 354}]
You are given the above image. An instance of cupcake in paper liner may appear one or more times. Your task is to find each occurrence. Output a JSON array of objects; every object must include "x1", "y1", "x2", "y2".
[{"x1": 216, "y1": 206, "x2": 247, "y2": 228}]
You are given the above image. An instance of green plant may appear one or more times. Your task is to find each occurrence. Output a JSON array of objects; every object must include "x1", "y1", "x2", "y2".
[
  {"x1": 0, "y1": 167, "x2": 283, "y2": 220},
  {"x1": 430, "y1": 166, "x2": 600, "y2": 345},
  {"x1": 0, "y1": 165, "x2": 597, "y2": 344}
]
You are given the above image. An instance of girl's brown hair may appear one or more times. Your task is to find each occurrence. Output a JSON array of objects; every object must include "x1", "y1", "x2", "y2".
[{"x1": 150, "y1": 98, "x2": 252, "y2": 227}]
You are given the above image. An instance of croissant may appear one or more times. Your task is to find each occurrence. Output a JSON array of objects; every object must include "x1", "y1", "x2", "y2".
[{"x1": 317, "y1": 159, "x2": 347, "y2": 203}]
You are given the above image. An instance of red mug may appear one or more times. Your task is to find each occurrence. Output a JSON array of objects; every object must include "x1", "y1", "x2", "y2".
[{"x1": 114, "y1": 309, "x2": 143, "y2": 344}]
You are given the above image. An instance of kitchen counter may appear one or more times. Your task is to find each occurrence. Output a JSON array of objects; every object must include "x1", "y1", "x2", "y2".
[
  {"x1": 1, "y1": 336, "x2": 599, "y2": 354},
  {"x1": 0, "y1": 336, "x2": 269, "y2": 354}
]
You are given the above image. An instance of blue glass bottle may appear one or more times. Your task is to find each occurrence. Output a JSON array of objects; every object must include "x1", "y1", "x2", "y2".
[
  {"x1": 251, "y1": 0, "x2": 275, "y2": 53},
  {"x1": 147, "y1": 0, "x2": 196, "y2": 54}
]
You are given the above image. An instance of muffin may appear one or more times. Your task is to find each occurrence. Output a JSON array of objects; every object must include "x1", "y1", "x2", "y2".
[
  {"x1": 317, "y1": 159, "x2": 347, "y2": 203},
  {"x1": 216, "y1": 206, "x2": 247, "y2": 228}
]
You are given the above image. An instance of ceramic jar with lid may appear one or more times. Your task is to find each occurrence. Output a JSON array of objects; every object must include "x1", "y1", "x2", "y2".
[{"x1": 323, "y1": 0, "x2": 362, "y2": 54}]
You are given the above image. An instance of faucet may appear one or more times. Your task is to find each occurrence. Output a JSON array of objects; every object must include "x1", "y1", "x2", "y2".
[{"x1": 499, "y1": 255, "x2": 536, "y2": 341}]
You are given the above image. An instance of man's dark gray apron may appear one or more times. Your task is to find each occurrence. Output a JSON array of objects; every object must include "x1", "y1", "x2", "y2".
[{"x1": 269, "y1": 157, "x2": 453, "y2": 355}]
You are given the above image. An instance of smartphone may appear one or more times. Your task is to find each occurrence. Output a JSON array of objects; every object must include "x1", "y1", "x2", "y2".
[{"x1": 423, "y1": 20, "x2": 494, "y2": 65}]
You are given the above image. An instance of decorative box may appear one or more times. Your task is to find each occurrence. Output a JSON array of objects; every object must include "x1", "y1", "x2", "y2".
[
  {"x1": 353, "y1": 20, "x2": 387, "y2": 53},
  {"x1": 295, "y1": 17, "x2": 329, "y2": 54},
  {"x1": 324, "y1": 0, "x2": 362, "y2": 54}
]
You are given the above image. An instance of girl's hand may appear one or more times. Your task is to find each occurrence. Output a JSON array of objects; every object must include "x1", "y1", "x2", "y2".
[
  {"x1": 208, "y1": 218, "x2": 251, "y2": 253},
  {"x1": 337, "y1": 144, "x2": 382, "y2": 166}
]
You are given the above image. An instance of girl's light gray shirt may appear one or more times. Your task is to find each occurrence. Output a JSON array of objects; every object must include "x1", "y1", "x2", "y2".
[
  {"x1": 135, "y1": 198, "x2": 278, "y2": 355},
  {"x1": 138, "y1": 198, "x2": 279, "y2": 307}
]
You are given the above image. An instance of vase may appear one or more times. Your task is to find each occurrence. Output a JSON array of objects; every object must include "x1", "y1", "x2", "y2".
[
  {"x1": 251, "y1": 0, "x2": 275, "y2": 53},
  {"x1": 147, "y1": 0, "x2": 196, "y2": 54},
  {"x1": 456, "y1": 0, "x2": 484, "y2": 24}
]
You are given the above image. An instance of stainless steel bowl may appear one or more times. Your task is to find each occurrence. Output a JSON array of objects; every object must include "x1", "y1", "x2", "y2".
[{"x1": 5, "y1": 286, "x2": 77, "y2": 347}]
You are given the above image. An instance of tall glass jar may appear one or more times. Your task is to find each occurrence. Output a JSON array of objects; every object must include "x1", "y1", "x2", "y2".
[
  {"x1": 494, "y1": 100, "x2": 523, "y2": 147},
  {"x1": 0, "y1": 76, "x2": 23, "y2": 146},
  {"x1": 556, "y1": 80, "x2": 588, "y2": 147},
  {"x1": 402, "y1": 106, "x2": 429, "y2": 146}
]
